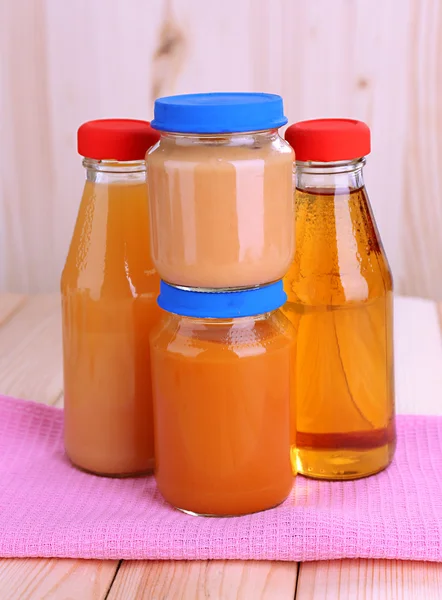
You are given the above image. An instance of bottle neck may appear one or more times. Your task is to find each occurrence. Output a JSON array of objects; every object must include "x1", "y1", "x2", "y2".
[
  {"x1": 83, "y1": 158, "x2": 146, "y2": 184},
  {"x1": 296, "y1": 158, "x2": 365, "y2": 192}
]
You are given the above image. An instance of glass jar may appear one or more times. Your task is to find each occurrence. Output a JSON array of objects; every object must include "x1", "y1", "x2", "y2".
[
  {"x1": 147, "y1": 93, "x2": 294, "y2": 289},
  {"x1": 283, "y1": 119, "x2": 396, "y2": 480},
  {"x1": 150, "y1": 281, "x2": 296, "y2": 516},
  {"x1": 61, "y1": 119, "x2": 160, "y2": 477}
]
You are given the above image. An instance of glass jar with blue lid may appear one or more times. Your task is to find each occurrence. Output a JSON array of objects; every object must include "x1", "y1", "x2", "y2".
[
  {"x1": 150, "y1": 280, "x2": 296, "y2": 517},
  {"x1": 147, "y1": 92, "x2": 294, "y2": 290}
]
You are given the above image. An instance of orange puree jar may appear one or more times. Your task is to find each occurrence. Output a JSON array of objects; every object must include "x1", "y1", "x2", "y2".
[
  {"x1": 147, "y1": 93, "x2": 294, "y2": 289},
  {"x1": 61, "y1": 119, "x2": 160, "y2": 477},
  {"x1": 150, "y1": 281, "x2": 296, "y2": 516}
]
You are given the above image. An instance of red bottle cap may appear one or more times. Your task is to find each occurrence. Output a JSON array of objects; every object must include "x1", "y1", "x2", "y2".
[
  {"x1": 285, "y1": 118, "x2": 370, "y2": 162},
  {"x1": 77, "y1": 119, "x2": 160, "y2": 161}
]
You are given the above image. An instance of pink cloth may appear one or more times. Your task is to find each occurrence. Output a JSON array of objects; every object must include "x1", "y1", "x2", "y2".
[{"x1": 0, "y1": 396, "x2": 441, "y2": 562}]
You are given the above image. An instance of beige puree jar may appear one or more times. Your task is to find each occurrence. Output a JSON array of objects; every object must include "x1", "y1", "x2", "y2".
[{"x1": 147, "y1": 93, "x2": 294, "y2": 289}]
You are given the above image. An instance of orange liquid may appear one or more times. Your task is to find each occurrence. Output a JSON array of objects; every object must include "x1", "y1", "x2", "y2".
[
  {"x1": 150, "y1": 313, "x2": 295, "y2": 516},
  {"x1": 61, "y1": 180, "x2": 160, "y2": 476},
  {"x1": 283, "y1": 187, "x2": 396, "y2": 479}
]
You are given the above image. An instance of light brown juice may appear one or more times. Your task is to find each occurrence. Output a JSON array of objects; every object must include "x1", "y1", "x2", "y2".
[
  {"x1": 62, "y1": 180, "x2": 160, "y2": 476},
  {"x1": 283, "y1": 186, "x2": 396, "y2": 479}
]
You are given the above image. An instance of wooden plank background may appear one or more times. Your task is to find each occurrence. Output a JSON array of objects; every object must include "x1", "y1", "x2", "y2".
[{"x1": 1, "y1": 0, "x2": 441, "y2": 298}]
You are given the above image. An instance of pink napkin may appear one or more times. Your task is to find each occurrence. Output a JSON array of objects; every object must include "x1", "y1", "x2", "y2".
[{"x1": 0, "y1": 395, "x2": 441, "y2": 562}]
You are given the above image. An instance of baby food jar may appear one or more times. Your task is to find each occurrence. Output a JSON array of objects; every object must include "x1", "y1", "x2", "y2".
[
  {"x1": 62, "y1": 119, "x2": 161, "y2": 477},
  {"x1": 150, "y1": 281, "x2": 296, "y2": 516},
  {"x1": 147, "y1": 93, "x2": 294, "y2": 289},
  {"x1": 283, "y1": 119, "x2": 396, "y2": 480}
]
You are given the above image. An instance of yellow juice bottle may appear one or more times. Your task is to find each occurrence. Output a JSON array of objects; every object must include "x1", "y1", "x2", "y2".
[{"x1": 283, "y1": 119, "x2": 396, "y2": 480}]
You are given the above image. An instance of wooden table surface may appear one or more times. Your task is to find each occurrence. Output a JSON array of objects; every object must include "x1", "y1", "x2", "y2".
[{"x1": 1, "y1": 294, "x2": 442, "y2": 600}]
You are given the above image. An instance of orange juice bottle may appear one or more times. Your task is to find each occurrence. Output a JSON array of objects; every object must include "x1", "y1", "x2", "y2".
[
  {"x1": 283, "y1": 119, "x2": 396, "y2": 480},
  {"x1": 61, "y1": 119, "x2": 160, "y2": 476},
  {"x1": 150, "y1": 281, "x2": 296, "y2": 516}
]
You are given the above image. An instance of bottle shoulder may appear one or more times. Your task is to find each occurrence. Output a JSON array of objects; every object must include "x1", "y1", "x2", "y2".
[
  {"x1": 150, "y1": 310, "x2": 295, "y2": 359},
  {"x1": 61, "y1": 180, "x2": 157, "y2": 297},
  {"x1": 286, "y1": 186, "x2": 393, "y2": 305}
]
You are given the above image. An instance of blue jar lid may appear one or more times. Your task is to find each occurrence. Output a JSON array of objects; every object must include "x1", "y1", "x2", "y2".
[
  {"x1": 158, "y1": 281, "x2": 287, "y2": 318},
  {"x1": 151, "y1": 92, "x2": 288, "y2": 134}
]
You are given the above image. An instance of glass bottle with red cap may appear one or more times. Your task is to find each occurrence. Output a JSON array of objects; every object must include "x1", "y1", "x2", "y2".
[
  {"x1": 283, "y1": 119, "x2": 396, "y2": 480},
  {"x1": 61, "y1": 119, "x2": 161, "y2": 477}
]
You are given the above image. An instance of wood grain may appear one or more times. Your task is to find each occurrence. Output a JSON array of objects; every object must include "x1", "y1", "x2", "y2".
[
  {"x1": 0, "y1": 295, "x2": 63, "y2": 404},
  {"x1": 296, "y1": 560, "x2": 442, "y2": 600},
  {"x1": 394, "y1": 297, "x2": 442, "y2": 415},
  {"x1": 0, "y1": 558, "x2": 118, "y2": 600},
  {"x1": 0, "y1": 295, "x2": 26, "y2": 326},
  {"x1": 437, "y1": 303, "x2": 442, "y2": 339},
  {"x1": 1, "y1": 0, "x2": 442, "y2": 299},
  {"x1": 402, "y1": 0, "x2": 442, "y2": 299},
  {"x1": 107, "y1": 560, "x2": 298, "y2": 600},
  {"x1": 0, "y1": 0, "x2": 55, "y2": 293}
]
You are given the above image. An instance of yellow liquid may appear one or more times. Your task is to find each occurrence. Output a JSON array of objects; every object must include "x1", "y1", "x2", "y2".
[
  {"x1": 61, "y1": 180, "x2": 160, "y2": 477},
  {"x1": 283, "y1": 186, "x2": 396, "y2": 480}
]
